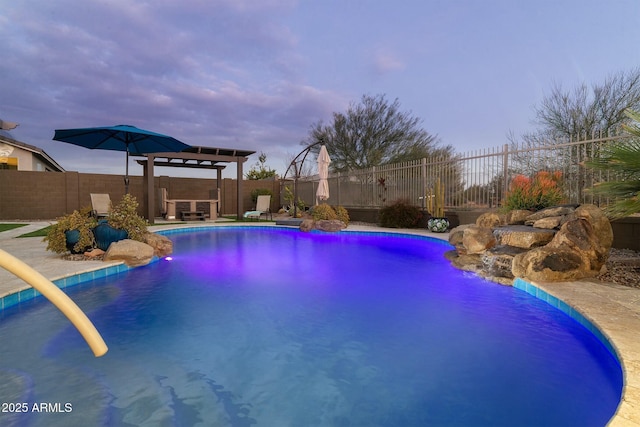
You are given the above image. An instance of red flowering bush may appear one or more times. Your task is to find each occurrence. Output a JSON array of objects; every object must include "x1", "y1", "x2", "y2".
[{"x1": 504, "y1": 171, "x2": 564, "y2": 211}]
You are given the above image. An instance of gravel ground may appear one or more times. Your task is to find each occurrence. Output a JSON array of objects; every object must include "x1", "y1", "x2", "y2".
[{"x1": 598, "y1": 248, "x2": 640, "y2": 288}]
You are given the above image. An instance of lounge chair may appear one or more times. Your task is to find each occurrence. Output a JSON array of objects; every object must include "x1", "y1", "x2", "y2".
[
  {"x1": 90, "y1": 193, "x2": 111, "y2": 219},
  {"x1": 243, "y1": 194, "x2": 272, "y2": 220}
]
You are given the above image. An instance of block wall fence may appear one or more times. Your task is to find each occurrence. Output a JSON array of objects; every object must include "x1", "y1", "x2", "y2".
[
  {"x1": 0, "y1": 170, "x2": 637, "y2": 250},
  {"x1": 0, "y1": 170, "x2": 280, "y2": 220}
]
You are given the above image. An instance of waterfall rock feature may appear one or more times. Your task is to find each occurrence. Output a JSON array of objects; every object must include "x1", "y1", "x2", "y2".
[{"x1": 447, "y1": 204, "x2": 613, "y2": 284}]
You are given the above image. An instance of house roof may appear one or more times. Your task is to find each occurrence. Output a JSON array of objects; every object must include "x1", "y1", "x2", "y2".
[{"x1": 0, "y1": 134, "x2": 66, "y2": 172}]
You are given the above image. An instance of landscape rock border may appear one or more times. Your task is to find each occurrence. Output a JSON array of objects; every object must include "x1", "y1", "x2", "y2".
[
  {"x1": 299, "y1": 219, "x2": 347, "y2": 232},
  {"x1": 446, "y1": 204, "x2": 614, "y2": 285},
  {"x1": 78, "y1": 232, "x2": 174, "y2": 267}
]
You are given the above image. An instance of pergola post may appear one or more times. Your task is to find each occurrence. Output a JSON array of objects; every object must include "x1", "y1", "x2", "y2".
[
  {"x1": 215, "y1": 168, "x2": 222, "y2": 216},
  {"x1": 236, "y1": 157, "x2": 244, "y2": 220},
  {"x1": 145, "y1": 155, "x2": 155, "y2": 224}
]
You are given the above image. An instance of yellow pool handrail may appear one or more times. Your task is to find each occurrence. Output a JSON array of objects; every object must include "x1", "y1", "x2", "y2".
[{"x1": 0, "y1": 249, "x2": 108, "y2": 357}]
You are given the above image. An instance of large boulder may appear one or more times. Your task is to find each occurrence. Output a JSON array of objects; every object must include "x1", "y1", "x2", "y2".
[
  {"x1": 104, "y1": 239, "x2": 155, "y2": 267},
  {"x1": 524, "y1": 205, "x2": 577, "y2": 224},
  {"x1": 143, "y1": 232, "x2": 173, "y2": 258},
  {"x1": 572, "y1": 204, "x2": 614, "y2": 250},
  {"x1": 445, "y1": 250, "x2": 483, "y2": 273},
  {"x1": 448, "y1": 224, "x2": 472, "y2": 252},
  {"x1": 481, "y1": 245, "x2": 527, "y2": 279},
  {"x1": 531, "y1": 216, "x2": 563, "y2": 230},
  {"x1": 512, "y1": 247, "x2": 587, "y2": 282},
  {"x1": 506, "y1": 209, "x2": 532, "y2": 225},
  {"x1": 315, "y1": 219, "x2": 346, "y2": 232},
  {"x1": 511, "y1": 204, "x2": 613, "y2": 281},
  {"x1": 546, "y1": 219, "x2": 611, "y2": 275},
  {"x1": 493, "y1": 225, "x2": 555, "y2": 249},
  {"x1": 462, "y1": 225, "x2": 497, "y2": 254},
  {"x1": 299, "y1": 219, "x2": 314, "y2": 232},
  {"x1": 476, "y1": 212, "x2": 505, "y2": 228}
]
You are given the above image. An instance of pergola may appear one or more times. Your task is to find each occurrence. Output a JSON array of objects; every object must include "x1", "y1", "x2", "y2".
[{"x1": 134, "y1": 146, "x2": 255, "y2": 224}]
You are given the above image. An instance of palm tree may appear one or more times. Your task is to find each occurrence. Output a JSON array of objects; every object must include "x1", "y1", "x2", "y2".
[{"x1": 586, "y1": 109, "x2": 640, "y2": 219}]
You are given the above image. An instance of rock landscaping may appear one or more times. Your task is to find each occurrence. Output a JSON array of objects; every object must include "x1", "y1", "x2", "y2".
[{"x1": 446, "y1": 204, "x2": 614, "y2": 285}]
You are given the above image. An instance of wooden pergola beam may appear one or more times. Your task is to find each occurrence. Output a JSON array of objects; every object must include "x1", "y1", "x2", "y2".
[{"x1": 134, "y1": 146, "x2": 255, "y2": 224}]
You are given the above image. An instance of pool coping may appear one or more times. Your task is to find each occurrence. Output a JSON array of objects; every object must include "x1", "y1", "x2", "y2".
[
  {"x1": 0, "y1": 222, "x2": 637, "y2": 426},
  {"x1": 518, "y1": 278, "x2": 640, "y2": 427}
]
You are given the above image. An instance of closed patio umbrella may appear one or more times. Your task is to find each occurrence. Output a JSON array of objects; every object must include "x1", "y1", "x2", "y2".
[
  {"x1": 53, "y1": 124, "x2": 191, "y2": 193},
  {"x1": 316, "y1": 145, "x2": 331, "y2": 204}
]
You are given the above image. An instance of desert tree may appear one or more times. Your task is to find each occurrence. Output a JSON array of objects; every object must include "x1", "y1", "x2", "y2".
[
  {"x1": 507, "y1": 68, "x2": 640, "y2": 202},
  {"x1": 245, "y1": 152, "x2": 277, "y2": 180},
  {"x1": 517, "y1": 68, "x2": 640, "y2": 144},
  {"x1": 302, "y1": 94, "x2": 453, "y2": 172},
  {"x1": 300, "y1": 94, "x2": 463, "y2": 208}
]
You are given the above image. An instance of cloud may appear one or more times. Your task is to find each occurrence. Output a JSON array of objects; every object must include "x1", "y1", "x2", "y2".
[
  {"x1": 371, "y1": 49, "x2": 407, "y2": 75},
  {"x1": 3, "y1": 0, "x2": 639, "y2": 179},
  {"x1": 0, "y1": 0, "x2": 346, "y2": 175}
]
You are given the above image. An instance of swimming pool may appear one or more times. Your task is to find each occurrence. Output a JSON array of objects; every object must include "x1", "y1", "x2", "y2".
[{"x1": 0, "y1": 227, "x2": 623, "y2": 426}]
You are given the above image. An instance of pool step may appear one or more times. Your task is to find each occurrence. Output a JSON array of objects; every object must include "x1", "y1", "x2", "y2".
[{"x1": 275, "y1": 219, "x2": 303, "y2": 226}]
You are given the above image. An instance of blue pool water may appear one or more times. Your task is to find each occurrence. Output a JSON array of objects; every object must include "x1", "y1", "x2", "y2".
[{"x1": 0, "y1": 227, "x2": 623, "y2": 426}]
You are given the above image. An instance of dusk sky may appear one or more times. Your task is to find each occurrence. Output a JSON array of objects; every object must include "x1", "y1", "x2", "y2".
[{"x1": 2, "y1": 0, "x2": 639, "y2": 179}]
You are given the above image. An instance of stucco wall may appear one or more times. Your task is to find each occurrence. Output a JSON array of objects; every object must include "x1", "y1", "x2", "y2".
[{"x1": 0, "y1": 170, "x2": 279, "y2": 220}]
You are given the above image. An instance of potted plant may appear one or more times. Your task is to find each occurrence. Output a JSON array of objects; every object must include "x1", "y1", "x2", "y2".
[
  {"x1": 93, "y1": 194, "x2": 148, "y2": 250},
  {"x1": 426, "y1": 177, "x2": 449, "y2": 232},
  {"x1": 44, "y1": 206, "x2": 98, "y2": 254}
]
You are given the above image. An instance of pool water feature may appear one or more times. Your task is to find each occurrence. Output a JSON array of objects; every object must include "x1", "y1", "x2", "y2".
[{"x1": 0, "y1": 227, "x2": 622, "y2": 426}]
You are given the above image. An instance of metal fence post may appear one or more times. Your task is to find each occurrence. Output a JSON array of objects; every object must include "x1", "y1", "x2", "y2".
[
  {"x1": 421, "y1": 157, "x2": 427, "y2": 210},
  {"x1": 503, "y1": 143, "x2": 509, "y2": 199},
  {"x1": 372, "y1": 166, "x2": 376, "y2": 207},
  {"x1": 336, "y1": 172, "x2": 341, "y2": 206}
]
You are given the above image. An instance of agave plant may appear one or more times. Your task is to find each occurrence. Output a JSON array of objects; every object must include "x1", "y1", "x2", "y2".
[{"x1": 586, "y1": 109, "x2": 640, "y2": 220}]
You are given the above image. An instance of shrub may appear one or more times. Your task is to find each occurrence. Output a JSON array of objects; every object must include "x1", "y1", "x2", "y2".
[
  {"x1": 44, "y1": 206, "x2": 97, "y2": 254},
  {"x1": 503, "y1": 171, "x2": 564, "y2": 211},
  {"x1": 250, "y1": 188, "x2": 273, "y2": 204},
  {"x1": 311, "y1": 204, "x2": 350, "y2": 226},
  {"x1": 334, "y1": 205, "x2": 350, "y2": 226},
  {"x1": 107, "y1": 194, "x2": 148, "y2": 241},
  {"x1": 379, "y1": 199, "x2": 423, "y2": 228},
  {"x1": 312, "y1": 203, "x2": 337, "y2": 221}
]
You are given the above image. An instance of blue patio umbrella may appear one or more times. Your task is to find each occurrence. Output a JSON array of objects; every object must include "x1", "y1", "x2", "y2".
[{"x1": 53, "y1": 124, "x2": 191, "y2": 193}]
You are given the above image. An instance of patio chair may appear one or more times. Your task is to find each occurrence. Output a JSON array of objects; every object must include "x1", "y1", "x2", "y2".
[
  {"x1": 90, "y1": 193, "x2": 111, "y2": 219},
  {"x1": 243, "y1": 194, "x2": 272, "y2": 220},
  {"x1": 159, "y1": 187, "x2": 168, "y2": 217}
]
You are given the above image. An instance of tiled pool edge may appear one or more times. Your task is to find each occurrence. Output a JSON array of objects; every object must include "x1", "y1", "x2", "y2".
[
  {"x1": 0, "y1": 262, "x2": 135, "y2": 310},
  {"x1": 0, "y1": 224, "x2": 244, "y2": 310},
  {"x1": 513, "y1": 277, "x2": 621, "y2": 364},
  {"x1": 513, "y1": 277, "x2": 629, "y2": 426}
]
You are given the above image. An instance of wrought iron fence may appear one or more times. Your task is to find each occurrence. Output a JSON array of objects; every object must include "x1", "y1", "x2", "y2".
[{"x1": 282, "y1": 129, "x2": 628, "y2": 211}]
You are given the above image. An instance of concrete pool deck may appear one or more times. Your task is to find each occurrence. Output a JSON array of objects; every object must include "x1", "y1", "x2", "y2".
[{"x1": 0, "y1": 221, "x2": 638, "y2": 426}]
